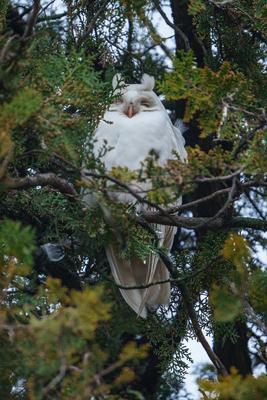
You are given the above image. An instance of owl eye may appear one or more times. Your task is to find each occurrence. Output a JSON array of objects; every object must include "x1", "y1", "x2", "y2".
[{"x1": 141, "y1": 100, "x2": 150, "y2": 107}]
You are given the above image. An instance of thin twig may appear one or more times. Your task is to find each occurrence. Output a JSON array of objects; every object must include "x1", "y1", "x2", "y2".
[
  {"x1": 152, "y1": 0, "x2": 190, "y2": 51},
  {"x1": 82, "y1": 170, "x2": 179, "y2": 226},
  {"x1": 194, "y1": 169, "x2": 243, "y2": 183},
  {"x1": 244, "y1": 301, "x2": 267, "y2": 336},
  {"x1": 115, "y1": 268, "x2": 204, "y2": 290},
  {"x1": 77, "y1": 0, "x2": 110, "y2": 47},
  {"x1": 233, "y1": 123, "x2": 267, "y2": 159},
  {"x1": 244, "y1": 190, "x2": 266, "y2": 220},
  {"x1": 42, "y1": 357, "x2": 67, "y2": 396},
  {"x1": 37, "y1": 12, "x2": 68, "y2": 23},
  {"x1": 158, "y1": 250, "x2": 228, "y2": 376},
  {"x1": 193, "y1": 176, "x2": 238, "y2": 230}
]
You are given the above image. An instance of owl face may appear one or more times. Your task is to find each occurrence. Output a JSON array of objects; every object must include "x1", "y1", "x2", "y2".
[{"x1": 109, "y1": 74, "x2": 161, "y2": 118}]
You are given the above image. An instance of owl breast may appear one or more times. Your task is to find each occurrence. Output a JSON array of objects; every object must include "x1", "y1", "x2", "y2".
[{"x1": 94, "y1": 109, "x2": 176, "y2": 171}]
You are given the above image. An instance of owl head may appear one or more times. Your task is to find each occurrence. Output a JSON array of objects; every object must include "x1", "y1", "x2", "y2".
[{"x1": 109, "y1": 73, "x2": 162, "y2": 118}]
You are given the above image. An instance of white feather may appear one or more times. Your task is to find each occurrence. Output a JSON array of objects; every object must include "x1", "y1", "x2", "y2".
[{"x1": 84, "y1": 74, "x2": 187, "y2": 317}]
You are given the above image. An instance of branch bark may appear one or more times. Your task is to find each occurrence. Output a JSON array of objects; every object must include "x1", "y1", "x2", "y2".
[
  {"x1": 152, "y1": 0, "x2": 190, "y2": 51},
  {"x1": 3, "y1": 173, "x2": 78, "y2": 199},
  {"x1": 158, "y1": 251, "x2": 229, "y2": 376},
  {"x1": 3, "y1": 172, "x2": 267, "y2": 231},
  {"x1": 141, "y1": 213, "x2": 267, "y2": 231},
  {"x1": 23, "y1": 0, "x2": 40, "y2": 39},
  {"x1": 76, "y1": 0, "x2": 110, "y2": 47}
]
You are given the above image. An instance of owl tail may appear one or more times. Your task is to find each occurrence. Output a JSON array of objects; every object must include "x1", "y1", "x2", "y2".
[{"x1": 106, "y1": 225, "x2": 175, "y2": 318}]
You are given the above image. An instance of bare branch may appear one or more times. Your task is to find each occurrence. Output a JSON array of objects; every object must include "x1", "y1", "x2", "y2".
[
  {"x1": 82, "y1": 170, "x2": 179, "y2": 225},
  {"x1": 152, "y1": 0, "x2": 190, "y2": 51},
  {"x1": 244, "y1": 301, "x2": 267, "y2": 336},
  {"x1": 42, "y1": 357, "x2": 67, "y2": 396},
  {"x1": 194, "y1": 169, "x2": 243, "y2": 183},
  {"x1": 244, "y1": 190, "x2": 266, "y2": 220},
  {"x1": 0, "y1": 35, "x2": 18, "y2": 63},
  {"x1": 193, "y1": 176, "x2": 238, "y2": 230},
  {"x1": 23, "y1": 0, "x2": 41, "y2": 39},
  {"x1": 3, "y1": 173, "x2": 78, "y2": 199},
  {"x1": 158, "y1": 250, "x2": 228, "y2": 376},
  {"x1": 37, "y1": 12, "x2": 68, "y2": 23},
  {"x1": 141, "y1": 213, "x2": 267, "y2": 231},
  {"x1": 115, "y1": 268, "x2": 204, "y2": 290}
]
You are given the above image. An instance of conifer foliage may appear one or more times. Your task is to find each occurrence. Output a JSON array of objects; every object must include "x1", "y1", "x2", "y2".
[{"x1": 0, "y1": 0, "x2": 266, "y2": 399}]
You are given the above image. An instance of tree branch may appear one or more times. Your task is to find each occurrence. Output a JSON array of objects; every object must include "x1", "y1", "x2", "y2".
[
  {"x1": 244, "y1": 301, "x2": 267, "y2": 336},
  {"x1": 37, "y1": 12, "x2": 68, "y2": 23},
  {"x1": 141, "y1": 213, "x2": 267, "y2": 231},
  {"x1": 115, "y1": 268, "x2": 204, "y2": 290},
  {"x1": 23, "y1": 0, "x2": 40, "y2": 39},
  {"x1": 76, "y1": 0, "x2": 110, "y2": 47},
  {"x1": 158, "y1": 250, "x2": 229, "y2": 376},
  {"x1": 152, "y1": 0, "x2": 190, "y2": 51},
  {"x1": 193, "y1": 176, "x2": 238, "y2": 230},
  {"x1": 3, "y1": 173, "x2": 78, "y2": 199}
]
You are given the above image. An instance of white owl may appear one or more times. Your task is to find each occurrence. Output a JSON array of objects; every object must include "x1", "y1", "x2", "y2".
[{"x1": 86, "y1": 73, "x2": 187, "y2": 318}]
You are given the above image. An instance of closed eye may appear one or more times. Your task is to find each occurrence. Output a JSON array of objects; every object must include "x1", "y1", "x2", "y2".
[{"x1": 141, "y1": 101, "x2": 151, "y2": 107}]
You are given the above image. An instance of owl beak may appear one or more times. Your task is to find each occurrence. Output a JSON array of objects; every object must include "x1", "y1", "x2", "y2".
[{"x1": 126, "y1": 105, "x2": 135, "y2": 118}]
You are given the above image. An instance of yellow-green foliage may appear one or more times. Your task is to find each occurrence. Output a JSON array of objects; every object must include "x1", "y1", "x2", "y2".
[
  {"x1": 248, "y1": 269, "x2": 267, "y2": 319},
  {"x1": 188, "y1": 0, "x2": 206, "y2": 16},
  {"x1": 210, "y1": 234, "x2": 250, "y2": 322},
  {"x1": 0, "y1": 220, "x2": 149, "y2": 399},
  {"x1": 199, "y1": 369, "x2": 267, "y2": 399},
  {"x1": 159, "y1": 51, "x2": 255, "y2": 137},
  {"x1": 0, "y1": 0, "x2": 8, "y2": 32}
]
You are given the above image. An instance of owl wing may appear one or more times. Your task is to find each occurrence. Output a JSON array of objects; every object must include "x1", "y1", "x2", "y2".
[
  {"x1": 172, "y1": 125, "x2": 188, "y2": 162},
  {"x1": 84, "y1": 108, "x2": 187, "y2": 318}
]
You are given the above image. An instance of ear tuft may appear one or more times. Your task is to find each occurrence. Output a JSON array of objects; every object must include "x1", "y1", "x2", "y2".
[
  {"x1": 141, "y1": 74, "x2": 155, "y2": 91},
  {"x1": 112, "y1": 73, "x2": 124, "y2": 90}
]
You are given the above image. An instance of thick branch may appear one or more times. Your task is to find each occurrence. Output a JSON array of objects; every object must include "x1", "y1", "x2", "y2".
[
  {"x1": 3, "y1": 171, "x2": 266, "y2": 231},
  {"x1": 23, "y1": 0, "x2": 40, "y2": 39},
  {"x1": 3, "y1": 174, "x2": 78, "y2": 199},
  {"x1": 141, "y1": 213, "x2": 267, "y2": 231},
  {"x1": 37, "y1": 12, "x2": 68, "y2": 23}
]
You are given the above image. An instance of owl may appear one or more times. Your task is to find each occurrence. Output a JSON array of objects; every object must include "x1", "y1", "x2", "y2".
[{"x1": 86, "y1": 73, "x2": 187, "y2": 318}]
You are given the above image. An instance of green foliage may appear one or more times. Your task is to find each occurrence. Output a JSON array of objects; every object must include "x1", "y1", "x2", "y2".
[
  {"x1": 0, "y1": 219, "x2": 36, "y2": 283},
  {"x1": 188, "y1": 0, "x2": 206, "y2": 16},
  {"x1": 0, "y1": 0, "x2": 266, "y2": 398},
  {"x1": 211, "y1": 286, "x2": 243, "y2": 323},
  {"x1": 199, "y1": 369, "x2": 267, "y2": 399},
  {"x1": 0, "y1": 0, "x2": 8, "y2": 32},
  {"x1": 210, "y1": 234, "x2": 250, "y2": 322},
  {"x1": 0, "y1": 252, "x2": 148, "y2": 399},
  {"x1": 160, "y1": 51, "x2": 256, "y2": 138},
  {"x1": 249, "y1": 270, "x2": 267, "y2": 319}
]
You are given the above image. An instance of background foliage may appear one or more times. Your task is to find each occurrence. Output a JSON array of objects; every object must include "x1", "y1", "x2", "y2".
[{"x1": 0, "y1": 0, "x2": 266, "y2": 398}]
